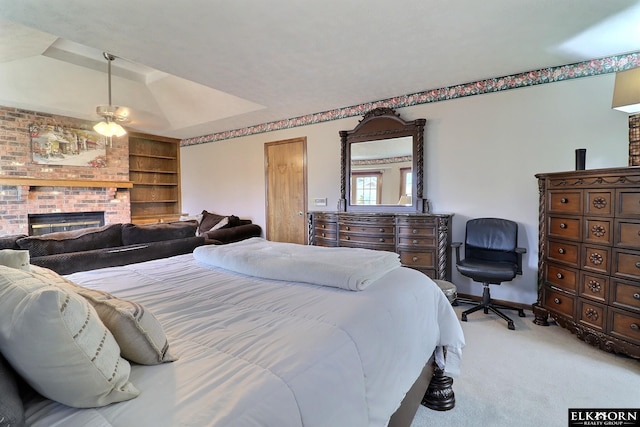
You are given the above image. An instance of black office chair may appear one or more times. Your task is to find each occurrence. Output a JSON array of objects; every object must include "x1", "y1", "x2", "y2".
[{"x1": 453, "y1": 218, "x2": 526, "y2": 330}]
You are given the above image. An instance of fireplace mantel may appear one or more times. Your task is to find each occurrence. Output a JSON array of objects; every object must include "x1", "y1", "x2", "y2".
[{"x1": 0, "y1": 177, "x2": 133, "y2": 189}]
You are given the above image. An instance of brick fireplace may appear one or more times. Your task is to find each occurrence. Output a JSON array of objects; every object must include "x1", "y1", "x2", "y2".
[
  {"x1": 0, "y1": 106, "x2": 132, "y2": 236},
  {"x1": 0, "y1": 183, "x2": 131, "y2": 236}
]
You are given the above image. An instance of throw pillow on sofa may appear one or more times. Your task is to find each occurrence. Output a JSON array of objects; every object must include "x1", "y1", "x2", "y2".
[
  {"x1": 0, "y1": 249, "x2": 30, "y2": 271},
  {"x1": 198, "y1": 210, "x2": 240, "y2": 235},
  {"x1": 16, "y1": 224, "x2": 122, "y2": 257}
]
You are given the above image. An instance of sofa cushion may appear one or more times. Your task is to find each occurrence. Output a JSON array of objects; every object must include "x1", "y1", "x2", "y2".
[
  {"x1": 0, "y1": 265, "x2": 139, "y2": 408},
  {"x1": 0, "y1": 234, "x2": 26, "y2": 250},
  {"x1": 16, "y1": 224, "x2": 122, "y2": 257},
  {"x1": 30, "y1": 265, "x2": 177, "y2": 365},
  {"x1": 121, "y1": 221, "x2": 198, "y2": 245},
  {"x1": 0, "y1": 249, "x2": 30, "y2": 271}
]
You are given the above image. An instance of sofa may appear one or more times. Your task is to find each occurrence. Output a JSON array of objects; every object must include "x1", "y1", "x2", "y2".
[
  {"x1": 0, "y1": 211, "x2": 262, "y2": 275},
  {"x1": 0, "y1": 221, "x2": 206, "y2": 275},
  {"x1": 186, "y1": 210, "x2": 262, "y2": 244}
]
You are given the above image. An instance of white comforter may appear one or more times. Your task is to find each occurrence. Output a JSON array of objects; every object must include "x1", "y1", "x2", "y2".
[{"x1": 24, "y1": 252, "x2": 464, "y2": 427}]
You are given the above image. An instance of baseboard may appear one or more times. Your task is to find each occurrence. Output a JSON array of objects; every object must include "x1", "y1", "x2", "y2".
[{"x1": 455, "y1": 293, "x2": 533, "y2": 312}]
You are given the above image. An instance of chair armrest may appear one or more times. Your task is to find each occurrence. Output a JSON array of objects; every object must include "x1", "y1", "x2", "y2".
[
  {"x1": 451, "y1": 242, "x2": 462, "y2": 264},
  {"x1": 515, "y1": 247, "x2": 526, "y2": 275}
]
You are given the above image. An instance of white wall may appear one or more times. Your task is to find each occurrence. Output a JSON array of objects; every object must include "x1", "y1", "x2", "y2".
[{"x1": 180, "y1": 73, "x2": 630, "y2": 305}]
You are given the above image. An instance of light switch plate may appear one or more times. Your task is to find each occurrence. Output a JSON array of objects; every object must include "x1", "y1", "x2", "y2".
[{"x1": 314, "y1": 198, "x2": 327, "y2": 206}]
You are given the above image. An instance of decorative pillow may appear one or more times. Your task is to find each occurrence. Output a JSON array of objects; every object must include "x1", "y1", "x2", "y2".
[
  {"x1": 30, "y1": 265, "x2": 177, "y2": 365},
  {"x1": 0, "y1": 249, "x2": 30, "y2": 271},
  {"x1": 121, "y1": 221, "x2": 198, "y2": 245},
  {"x1": 0, "y1": 353, "x2": 25, "y2": 427},
  {"x1": 198, "y1": 210, "x2": 227, "y2": 235},
  {"x1": 15, "y1": 224, "x2": 122, "y2": 257},
  {"x1": 0, "y1": 266, "x2": 139, "y2": 408}
]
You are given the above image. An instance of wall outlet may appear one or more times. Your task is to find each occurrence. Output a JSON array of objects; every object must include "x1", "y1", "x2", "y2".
[{"x1": 313, "y1": 198, "x2": 327, "y2": 206}]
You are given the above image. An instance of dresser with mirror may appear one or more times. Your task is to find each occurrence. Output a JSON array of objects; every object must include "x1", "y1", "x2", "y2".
[{"x1": 308, "y1": 108, "x2": 452, "y2": 280}]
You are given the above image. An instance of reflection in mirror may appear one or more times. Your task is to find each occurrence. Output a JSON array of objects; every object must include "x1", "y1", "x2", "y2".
[
  {"x1": 339, "y1": 107, "x2": 426, "y2": 213},
  {"x1": 350, "y1": 136, "x2": 413, "y2": 205}
]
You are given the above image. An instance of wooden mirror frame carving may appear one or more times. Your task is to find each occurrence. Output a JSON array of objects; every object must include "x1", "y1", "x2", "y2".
[{"x1": 339, "y1": 108, "x2": 427, "y2": 212}]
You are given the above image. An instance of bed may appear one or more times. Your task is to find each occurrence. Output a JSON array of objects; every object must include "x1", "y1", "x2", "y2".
[{"x1": 1, "y1": 238, "x2": 464, "y2": 427}]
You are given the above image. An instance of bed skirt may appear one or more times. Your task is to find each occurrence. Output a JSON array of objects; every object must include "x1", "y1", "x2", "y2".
[{"x1": 388, "y1": 353, "x2": 436, "y2": 427}]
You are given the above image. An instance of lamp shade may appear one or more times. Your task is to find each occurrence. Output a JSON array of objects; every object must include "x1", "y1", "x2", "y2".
[
  {"x1": 93, "y1": 121, "x2": 127, "y2": 137},
  {"x1": 612, "y1": 67, "x2": 640, "y2": 113}
]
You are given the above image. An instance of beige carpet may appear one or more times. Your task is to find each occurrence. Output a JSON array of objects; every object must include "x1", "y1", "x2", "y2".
[{"x1": 411, "y1": 305, "x2": 640, "y2": 427}]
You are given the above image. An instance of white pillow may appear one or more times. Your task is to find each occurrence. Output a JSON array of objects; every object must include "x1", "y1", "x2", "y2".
[
  {"x1": 0, "y1": 249, "x2": 30, "y2": 271},
  {"x1": 30, "y1": 265, "x2": 177, "y2": 365},
  {"x1": 0, "y1": 266, "x2": 139, "y2": 408}
]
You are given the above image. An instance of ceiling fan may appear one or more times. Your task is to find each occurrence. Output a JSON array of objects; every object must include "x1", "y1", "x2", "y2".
[{"x1": 94, "y1": 52, "x2": 129, "y2": 137}]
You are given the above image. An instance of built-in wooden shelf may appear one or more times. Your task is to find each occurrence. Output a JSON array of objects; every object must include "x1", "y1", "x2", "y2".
[
  {"x1": 0, "y1": 177, "x2": 133, "y2": 188},
  {"x1": 128, "y1": 132, "x2": 182, "y2": 224}
]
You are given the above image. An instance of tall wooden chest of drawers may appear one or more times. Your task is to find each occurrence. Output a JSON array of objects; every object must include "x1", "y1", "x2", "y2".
[
  {"x1": 308, "y1": 212, "x2": 452, "y2": 280},
  {"x1": 534, "y1": 167, "x2": 640, "y2": 359}
]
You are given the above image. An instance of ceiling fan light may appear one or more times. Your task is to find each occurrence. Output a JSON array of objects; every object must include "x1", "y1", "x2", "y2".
[
  {"x1": 94, "y1": 52, "x2": 129, "y2": 138},
  {"x1": 93, "y1": 120, "x2": 127, "y2": 137},
  {"x1": 110, "y1": 122, "x2": 127, "y2": 137}
]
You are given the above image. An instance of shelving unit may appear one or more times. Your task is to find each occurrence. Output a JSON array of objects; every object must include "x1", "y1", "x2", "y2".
[{"x1": 128, "y1": 132, "x2": 182, "y2": 224}]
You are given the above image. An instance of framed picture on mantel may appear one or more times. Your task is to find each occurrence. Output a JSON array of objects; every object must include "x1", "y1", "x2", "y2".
[{"x1": 29, "y1": 123, "x2": 107, "y2": 167}]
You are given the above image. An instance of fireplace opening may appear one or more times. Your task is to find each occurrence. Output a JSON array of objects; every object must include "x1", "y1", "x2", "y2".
[{"x1": 28, "y1": 211, "x2": 105, "y2": 236}]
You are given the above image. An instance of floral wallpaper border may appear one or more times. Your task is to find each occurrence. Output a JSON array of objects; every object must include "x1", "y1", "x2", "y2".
[{"x1": 181, "y1": 52, "x2": 640, "y2": 147}]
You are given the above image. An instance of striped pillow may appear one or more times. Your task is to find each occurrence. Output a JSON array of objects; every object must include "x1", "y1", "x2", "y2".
[
  {"x1": 30, "y1": 265, "x2": 177, "y2": 365},
  {"x1": 0, "y1": 266, "x2": 139, "y2": 408}
]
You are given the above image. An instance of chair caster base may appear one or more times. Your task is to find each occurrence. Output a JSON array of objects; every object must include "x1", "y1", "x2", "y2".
[
  {"x1": 507, "y1": 321, "x2": 515, "y2": 330},
  {"x1": 461, "y1": 313, "x2": 467, "y2": 322}
]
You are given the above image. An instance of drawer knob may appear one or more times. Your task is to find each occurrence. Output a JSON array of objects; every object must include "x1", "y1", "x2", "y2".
[
  {"x1": 412, "y1": 229, "x2": 418, "y2": 234},
  {"x1": 592, "y1": 197, "x2": 607, "y2": 209},
  {"x1": 558, "y1": 248, "x2": 565, "y2": 254},
  {"x1": 591, "y1": 225, "x2": 606, "y2": 238},
  {"x1": 321, "y1": 224, "x2": 326, "y2": 229},
  {"x1": 379, "y1": 238, "x2": 385, "y2": 243},
  {"x1": 589, "y1": 253, "x2": 603, "y2": 266},
  {"x1": 635, "y1": 262, "x2": 640, "y2": 269},
  {"x1": 379, "y1": 228, "x2": 384, "y2": 232},
  {"x1": 560, "y1": 223, "x2": 567, "y2": 229},
  {"x1": 556, "y1": 273, "x2": 563, "y2": 279},
  {"x1": 321, "y1": 233, "x2": 326, "y2": 237},
  {"x1": 413, "y1": 239, "x2": 419, "y2": 244},
  {"x1": 560, "y1": 198, "x2": 568, "y2": 203},
  {"x1": 631, "y1": 324, "x2": 639, "y2": 331},
  {"x1": 587, "y1": 280, "x2": 601, "y2": 293},
  {"x1": 412, "y1": 256, "x2": 419, "y2": 262},
  {"x1": 345, "y1": 236, "x2": 350, "y2": 240},
  {"x1": 633, "y1": 293, "x2": 640, "y2": 300},
  {"x1": 554, "y1": 298, "x2": 561, "y2": 304},
  {"x1": 585, "y1": 308, "x2": 599, "y2": 321},
  {"x1": 345, "y1": 226, "x2": 350, "y2": 231}
]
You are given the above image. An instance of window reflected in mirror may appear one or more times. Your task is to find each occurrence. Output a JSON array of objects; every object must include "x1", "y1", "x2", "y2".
[{"x1": 349, "y1": 136, "x2": 412, "y2": 205}]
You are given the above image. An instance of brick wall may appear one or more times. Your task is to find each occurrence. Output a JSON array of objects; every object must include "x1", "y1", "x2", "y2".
[{"x1": 0, "y1": 106, "x2": 131, "y2": 235}]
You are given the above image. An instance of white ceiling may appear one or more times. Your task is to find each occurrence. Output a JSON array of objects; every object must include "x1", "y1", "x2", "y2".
[{"x1": 1, "y1": 0, "x2": 639, "y2": 140}]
